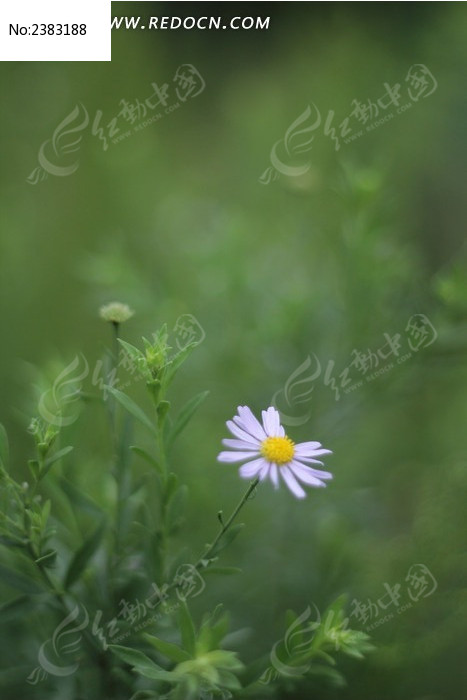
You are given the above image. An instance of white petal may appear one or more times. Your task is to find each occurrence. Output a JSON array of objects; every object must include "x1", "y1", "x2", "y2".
[
  {"x1": 261, "y1": 406, "x2": 282, "y2": 436},
  {"x1": 226, "y1": 420, "x2": 260, "y2": 446},
  {"x1": 258, "y1": 461, "x2": 270, "y2": 481},
  {"x1": 217, "y1": 450, "x2": 259, "y2": 463},
  {"x1": 294, "y1": 460, "x2": 333, "y2": 481},
  {"x1": 295, "y1": 456, "x2": 325, "y2": 466},
  {"x1": 281, "y1": 466, "x2": 307, "y2": 499},
  {"x1": 234, "y1": 406, "x2": 267, "y2": 441},
  {"x1": 289, "y1": 460, "x2": 329, "y2": 487},
  {"x1": 308, "y1": 449, "x2": 332, "y2": 457},
  {"x1": 222, "y1": 438, "x2": 258, "y2": 450},
  {"x1": 239, "y1": 458, "x2": 267, "y2": 479},
  {"x1": 294, "y1": 441, "x2": 323, "y2": 456},
  {"x1": 269, "y1": 464, "x2": 279, "y2": 489}
]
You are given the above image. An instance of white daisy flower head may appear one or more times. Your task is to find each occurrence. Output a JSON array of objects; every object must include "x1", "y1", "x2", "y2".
[{"x1": 217, "y1": 406, "x2": 333, "y2": 499}]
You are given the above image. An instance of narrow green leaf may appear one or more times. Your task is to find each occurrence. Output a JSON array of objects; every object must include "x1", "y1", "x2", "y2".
[
  {"x1": 178, "y1": 600, "x2": 197, "y2": 656},
  {"x1": 216, "y1": 668, "x2": 242, "y2": 690},
  {"x1": 118, "y1": 339, "x2": 145, "y2": 364},
  {"x1": 165, "y1": 342, "x2": 198, "y2": 384},
  {"x1": 209, "y1": 613, "x2": 232, "y2": 650},
  {"x1": 170, "y1": 677, "x2": 199, "y2": 700},
  {"x1": 65, "y1": 519, "x2": 106, "y2": 589},
  {"x1": 210, "y1": 523, "x2": 245, "y2": 558},
  {"x1": 143, "y1": 633, "x2": 191, "y2": 663},
  {"x1": 0, "y1": 534, "x2": 28, "y2": 548},
  {"x1": 0, "y1": 563, "x2": 44, "y2": 594},
  {"x1": 0, "y1": 423, "x2": 9, "y2": 471},
  {"x1": 35, "y1": 549, "x2": 57, "y2": 567},
  {"x1": 43, "y1": 446, "x2": 73, "y2": 470},
  {"x1": 205, "y1": 649, "x2": 244, "y2": 671},
  {"x1": 168, "y1": 391, "x2": 209, "y2": 446},
  {"x1": 28, "y1": 460, "x2": 40, "y2": 480},
  {"x1": 130, "y1": 446, "x2": 163, "y2": 476},
  {"x1": 156, "y1": 400, "x2": 170, "y2": 425},
  {"x1": 163, "y1": 473, "x2": 180, "y2": 505},
  {"x1": 41, "y1": 499, "x2": 51, "y2": 528},
  {"x1": 128, "y1": 692, "x2": 159, "y2": 700},
  {"x1": 167, "y1": 485, "x2": 188, "y2": 531},
  {"x1": 106, "y1": 387, "x2": 157, "y2": 438},
  {"x1": 58, "y1": 476, "x2": 103, "y2": 517},
  {"x1": 109, "y1": 645, "x2": 177, "y2": 682},
  {"x1": 0, "y1": 595, "x2": 34, "y2": 622}
]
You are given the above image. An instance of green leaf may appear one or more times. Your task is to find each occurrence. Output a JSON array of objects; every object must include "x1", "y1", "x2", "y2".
[
  {"x1": 130, "y1": 446, "x2": 163, "y2": 477},
  {"x1": 165, "y1": 342, "x2": 198, "y2": 385},
  {"x1": 106, "y1": 387, "x2": 157, "y2": 438},
  {"x1": 209, "y1": 523, "x2": 245, "y2": 558},
  {"x1": 128, "y1": 692, "x2": 159, "y2": 700},
  {"x1": 156, "y1": 400, "x2": 170, "y2": 425},
  {"x1": 170, "y1": 677, "x2": 199, "y2": 700},
  {"x1": 209, "y1": 613, "x2": 231, "y2": 650},
  {"x1": 28, "y1": 459, "x2": 40, "y2": 480},
  {"x1": 35, "y1": 549, "x2": 57, "y2": 567},
  {"x1": 0, "y1": 595, "x2": 35, "y2": 622},
  {"x1": 109, "y1": 645, "x2": 177, "y2": 682},
  {"x1": 311, "y1": 594, "x2": 347, "y2": 651},
  {"x1": 0, "y1": 563, "x2": 44, "y2": 594},
  {"x1": 41, "y1": 499, "x2": 51, "y2": 528},
  {"x1": 64, "y1": 519, "x2": 106, "y2": 589},
  {"x1": 143, "y1": 633, "x2": 191, "y2": 663},
  {"x1": 168, "y1": 391, "x2": 209, "y2": 446},
  {"x1": 58, "y1": 476, "x2": 103, "y2": 517},
  {"x1": 163, "y1": 472, "x2": 180, "y2": 505},
  {"x1": 197, "y1": 608, "x2": 229, "y2": 654},
  {"x1": 118, "y1": 339, "x2": 145, "y2": 364},
  {"x1": 216, "y1": 668, "x2": 242, "y2": 690},
  {"x1": 0, "y1": 534, "x2": 28, "y2": 549},
  {"x1": 0, "y1": 423, "x2": 9, "y2": 471},
  {"x1": 167, "y1": 485, "x2": 188, "y2": 532},
  {"x1": 205, "y1": 649, "x2": 244, "y2": 671},
  {"x1": 42, "y1": 446, "x2": 74, "y2": 475},
  {"x1": 178, "y1": 600, "x2": 197, "y2": 656}
]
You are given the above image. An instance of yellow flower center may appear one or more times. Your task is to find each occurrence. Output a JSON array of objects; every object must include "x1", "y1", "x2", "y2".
[{"x1": 260, "y1": 436, "x2": 295, "y2": 465}]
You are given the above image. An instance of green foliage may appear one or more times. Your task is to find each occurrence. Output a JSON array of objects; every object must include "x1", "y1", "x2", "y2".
[
  {"x1": 64, "y1": 518, "x2": 106, "y2": 589},
  {"x1": 0, "y1": 321, "x2": 374, "y2": 699}
]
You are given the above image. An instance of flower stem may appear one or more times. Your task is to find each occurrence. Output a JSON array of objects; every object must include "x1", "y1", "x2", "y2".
[{"x1": 194, "y1": 477, "x2": 259, "y2": 570}]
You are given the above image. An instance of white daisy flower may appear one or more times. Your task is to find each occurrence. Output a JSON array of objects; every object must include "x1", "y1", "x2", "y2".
[{"x1": 217, "y1": 406, "x2": 333, "y2": 499}]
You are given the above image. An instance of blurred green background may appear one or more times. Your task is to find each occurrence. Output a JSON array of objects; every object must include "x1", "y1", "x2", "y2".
[{"x1": 1, "y1": 2, "x2": 467, "y2": 698}]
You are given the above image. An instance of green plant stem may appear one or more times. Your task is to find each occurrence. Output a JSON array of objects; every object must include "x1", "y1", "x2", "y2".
[
  {"x1": 112, "y1": 321, "x2": 120, "y2": 365},
  {"x1": 194, "y1": 476, "x2": 259, "y2": 571},
  {"x1": 156, "y1": 415, "x2": 169, "y2": 583},
  {"x1": 156, "y1": 420, "x2": 168, "y2": 481},
  {"x1": 108, "y1": 322, "x2": 120, "y2": 446}
]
